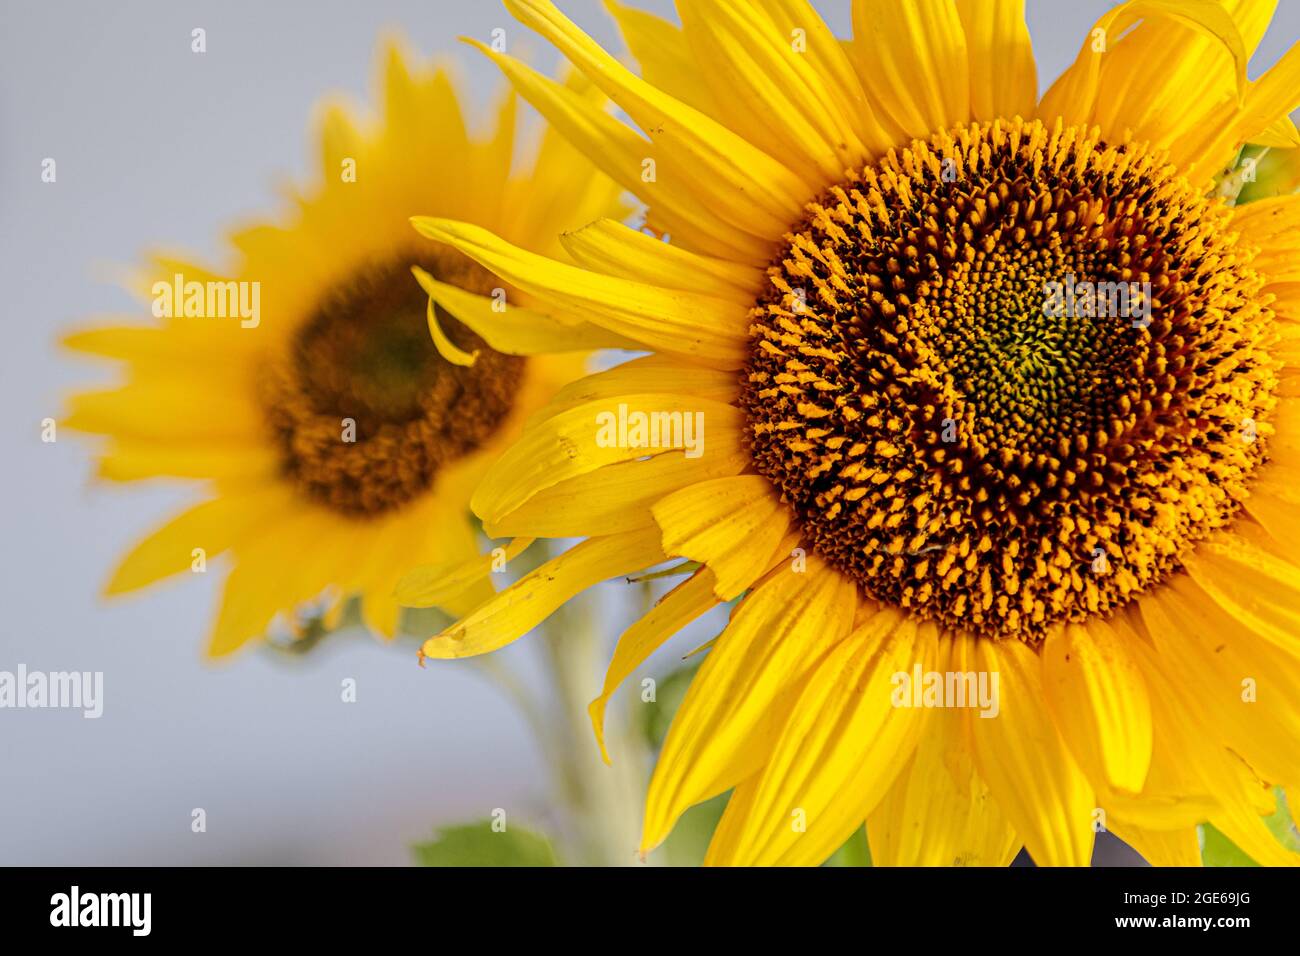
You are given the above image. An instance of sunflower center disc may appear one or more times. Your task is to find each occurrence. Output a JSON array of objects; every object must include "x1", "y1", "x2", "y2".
[
  {"x1": 261, "y1": 252, "x2": 523, "y2": 517},
  {"x1": 741, "y1": 118, "x2": 1277, "y2": 639}
]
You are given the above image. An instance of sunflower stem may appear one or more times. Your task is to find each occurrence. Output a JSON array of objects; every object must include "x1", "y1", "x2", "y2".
[{"x1": 537, "y1": 591, "x2": 650, "y2": 867}]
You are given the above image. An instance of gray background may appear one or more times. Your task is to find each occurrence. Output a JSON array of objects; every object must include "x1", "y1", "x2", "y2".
[{"x1": 1, "y1": 0, "x2": 1296, "y2": 865}]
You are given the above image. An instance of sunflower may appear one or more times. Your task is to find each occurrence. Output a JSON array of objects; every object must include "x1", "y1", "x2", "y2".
[
  {"x1": 409, "y1": 0, "x2": 1300, "y2": 866},
  {"x1": 63, "y1": 40, "x2": 626, "y2": 657}
]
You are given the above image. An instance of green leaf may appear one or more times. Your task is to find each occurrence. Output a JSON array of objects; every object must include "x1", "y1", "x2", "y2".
[
  {"x1": 1200, "y1": 788, "x2": 1300, "y2": 866},
  {"x1": 1200, "y1": 823, "x2": 1258, "y2": 867},
  {"x1": 1236, "y1": 145, "x2": 1300, "y2": 203},
  {"x1": 413, "y1": 821, "x2": 558, "y2": 867},
  {"x1": 1264, "y1": 788, "x2": 1300, "y2": 852},
  {"x1": 637, "y1": 661, "x2": 700, "y2": 752},
  {"x1": 822, "y1": 825, "x2": 873, "y2": 867},
  {"x1": 663, "y1": 793, "x2": 729, "y2": 867}
]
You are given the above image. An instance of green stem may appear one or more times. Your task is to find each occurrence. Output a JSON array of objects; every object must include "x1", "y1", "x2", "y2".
[{"x1": 539, "y1": 593, "x2": 651, "y2": 867}]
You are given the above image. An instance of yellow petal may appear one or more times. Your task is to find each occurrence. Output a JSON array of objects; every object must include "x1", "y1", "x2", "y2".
[
  {"x1": 850, "y1": 0, "x2": 970, "y2": 141},
  {"x1": 1232, "y1": 194, "x2": 1300, "y2": 255},
  {"x1": 62, "y1": 323, "x2": 256, "y2": 365},
  {"x1": 868, "y1": 700, "x2": 1021, "y2": 867},
  {"x1": 94, "y1": 439, "x2": 278, "y2": 482},
  {"x1": 394, "y1": 537, "x2": 534, "y2": 609},
  {"x1": 463, "y1": 39, "x2": 767, "y2": 261},
  {"x1": 425, "y1": 297, "x2": 478, "y2": 367},
  {"x1": 588, "y1": 567, "x2": 722, "y2": 763},
  {"x1": 558, "y1": 219, "x2": 760, "y2": 300},
  {"x1": 206, "y1": 506, "x2": 340, "y2": 658},
  {"x1": 1238, "y1": 39, "x2": 1300, "y2": 135},
  {"x1": 1181, "y1": 531, "x2": 1300, "y2": 662},
  {"x1": 472, "y1": 394, "x2": 744, "y2": 530},
  {"x1": 64, "y1": 381, "x2": 263, "y2": 441},
  {"x1": 529, "y1": 355, "x2": 740, "y2": 426},
  {"x1": 705, "y1": 612, "x2": 935, "y2": 866},
  {"x1": 1226, "y1": 0, "x2": 1282, "y2": 52},
  {"x1": 380, "y1": 43, "x2": 468, "y2": 169},
  {"x1": 488, "y1": 443, "x2": 749, "y2": 539},
  {"x1": 954, "y1": 0, "x2": 1037, "y2": 121},
  {"x1": 411, "y1": 266, "x2": 634, "y2": 355},
  {"x1": 1041, "y1": 620, "x2": 1153, "y2": 793},
  {"x1": 508, "y1": 72, "x2": 630, "y2": 259},
  {"x1": 969, "y1": 636, "x2": 1096, "y2": 866},
  {"x1": 503, "y1": 0, "x2": 811, "y2": 236},
  {"x1": 1253, "y1": 114, "x2": 1300, "y2": 148},
  {"x1": 1211, "y1": 798, "x2": 1300, "y2": 866},
  {"x1": 641, "y1": 558, "x2": 858, "y2": 852},
  {"x1": 1139, "y1": 573, "x2": 1300, "y2": 786},
  {"x1": 752, "y1": 0, "x2": 892, "y2": 157},
  {"x1": 419, "y1": 527, "x2": 665, "y2": 660},
  {"x1": 1087, "y1": 1, "x2": 1254, "y2": 157},
  {"x1": 411, "y1": 218, "x2": 748, "y2": 368},
  {"x1": 357, "y1": 497, "x2": 491, "y2": 635},
  {"x1": 653, "y1": 475, "x2": 791, "y2": 601},
  {"x1": 1211, "y1": 39, "x2": 1300, "y2": 163},
  {"x1": 106, "y1": 486, "x2": 296, "y2": 596},
  {"x1": 467, "y1": 85, "x2": 517, "y2": 226},
  {"x1": 1245, "y1": 486, "x2": 1300, "y2": 553},
  {"x1": 207, "y1": 566, "x2": 285, "y2": 659},
  {"x1": 603, "y1": 0, "x2": 716, "y2": 115},
  {"x1": 1109, "y1": 822, "x2": 1203, "y2": 867},
  {"x1": 676, "y1": 0, "x2": 871, "y2": 184},
  {"x1": 1120, "y1": 622, "x2": 1269, "y2": 828},
  {"x1": 1038, "y1": 0, "x2": 1247, "y2": 134},
  {"x1": 1181, "y1": 40, "x2": 1300, "y2": 184}
]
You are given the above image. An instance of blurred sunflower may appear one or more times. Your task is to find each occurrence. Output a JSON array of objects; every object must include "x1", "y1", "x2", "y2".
[
  {"x1": 63, "y1": 40, "x2": 625, "y2": 656},
  {"x1": 411, "y1": 0, "x2": 1300, "y2": 866}
]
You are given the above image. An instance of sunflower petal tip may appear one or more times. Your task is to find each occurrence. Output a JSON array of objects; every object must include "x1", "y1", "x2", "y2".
[
  {"x1": 586, "y1": 697, "x2": 613, "y2": 765},
  {"x1": 410, "y1": 216, "x2": 462, "y2": 245}
]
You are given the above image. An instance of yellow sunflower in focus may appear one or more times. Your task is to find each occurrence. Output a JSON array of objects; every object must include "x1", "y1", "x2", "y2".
[
  {"x1": 411, "y1": 0, "x2": 1300, "y2": 866},
  {"x1": 63, "y1": 41, "x2": 625, "y2": 656}
]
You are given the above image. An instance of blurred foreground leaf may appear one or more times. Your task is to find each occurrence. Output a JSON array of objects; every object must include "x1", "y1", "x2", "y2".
[
  {"x1": 413, "y1": 822, "x2": 558, "y2": 867},
  {"x1": 1200, "y1": 788, "x2": 1300, "y2": 866},
  {"x1": 823, "y1": 825, "x2": 873, "y2": 867},
  {"x1": 663, "y1": 793, "x2": 728, "y2": 867},
  {"x1": 1264, "y1": 789, "x2": 1300, "y2": 852},
  {"x1": 1236, "y1": 145, "x2": 1300, "y2": 203},
  {"x1": 1200, "y1": 824, "x2": 1258, "y2": 867},
  {"x1": 637, "y1": 661, "x2": 699, "y2": 752}
]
